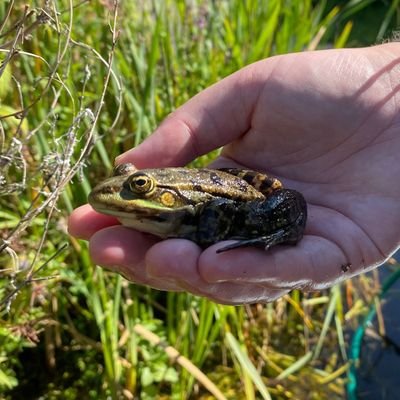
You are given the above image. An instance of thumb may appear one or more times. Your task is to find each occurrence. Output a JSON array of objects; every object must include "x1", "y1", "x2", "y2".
[{"x1": 116, "y1": 59, "x2": 276, "y2": 168}]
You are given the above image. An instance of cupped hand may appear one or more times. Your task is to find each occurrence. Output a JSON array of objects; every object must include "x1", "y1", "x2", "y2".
[{"x1": 69, "y1": 43, "x2": 400, "y2": 304}]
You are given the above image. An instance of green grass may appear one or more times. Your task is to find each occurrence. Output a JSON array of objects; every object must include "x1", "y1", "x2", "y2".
[{"x1": 0, "y1": 0, "x2": 399, "y2": 399}]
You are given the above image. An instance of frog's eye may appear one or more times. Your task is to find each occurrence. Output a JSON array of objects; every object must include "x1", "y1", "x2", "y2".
[
  {"x1": 112, "y1": 163, "x2": 137, "y2": 177},
  {"x1": 128, "y1": 173, "x2": 154, "y2": 194}
]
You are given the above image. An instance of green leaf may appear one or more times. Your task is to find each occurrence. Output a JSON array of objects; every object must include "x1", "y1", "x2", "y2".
[
  {"x1": 0, "y1": 368, "x2": 18, "y2": 390},
  {"x1": 0, "y1": 58, "x2": 12, "y2": 100},
  {"x1": 141, "y1": 366, "x2": 154, "y2": 387},
  {"x1": 334, "y1": 21, "x2": 353, "y2": 48},
  {"x1": 226, "y1": 332, "x2": 272, "y2": 400}
]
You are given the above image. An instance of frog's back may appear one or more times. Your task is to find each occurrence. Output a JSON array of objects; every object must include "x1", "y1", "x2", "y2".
[{"x1": 142, "y1": 168, "x2": 265, "y2": 201}]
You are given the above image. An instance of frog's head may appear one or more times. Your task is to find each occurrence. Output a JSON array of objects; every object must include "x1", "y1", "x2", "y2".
[{"x1": 88, "y1": 163, "x2": 200, "y2": 237}]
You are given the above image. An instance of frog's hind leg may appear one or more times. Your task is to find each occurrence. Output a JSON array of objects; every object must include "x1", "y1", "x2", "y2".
[
  {"x1": 217, "y1": 168, "x2": 283, "y2": 196},
  {"x1": 216, "y1": 228, "x2": 300, "y2": 254}
]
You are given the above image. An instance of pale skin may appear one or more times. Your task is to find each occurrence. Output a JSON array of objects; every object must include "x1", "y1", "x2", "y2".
[{"x1": 69, "y1": 43, "x2": 400, "y2": 304}]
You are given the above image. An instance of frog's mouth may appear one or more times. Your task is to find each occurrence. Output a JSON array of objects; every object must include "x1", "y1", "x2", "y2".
[
  {"x1": 102, "y1": 207, "x2": 196, "y2": 239},
  {"x1": 88, "y1": 188, "x2": 197, "y2": 238},
  {"x1": 117, "y1": 212, "x2": 178, "y2": 237}
]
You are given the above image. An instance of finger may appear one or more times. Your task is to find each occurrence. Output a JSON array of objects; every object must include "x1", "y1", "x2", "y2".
[
  {"x1": 68, "y1": 204, "x2": 119, "y2": 240},
  {"x1": 198, "y1": 235, "x2": 349, "y2": 291},
  {"x1": 145, "y1": 239, "x2": 288, "y2": 304},
  {"x1": 194, "y1": 283, "x2": 288, "y2": 305},
  {"x1": 116, "y1": 60, "x2": 277, "y2": 168},
  {"x1": 197, "y1": 200, "x2": 384, "y2": 291},
  {"x1": 89, "y1": 226, "x2": 183, "y2": 292}
]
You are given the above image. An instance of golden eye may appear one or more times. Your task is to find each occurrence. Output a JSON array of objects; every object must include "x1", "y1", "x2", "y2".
[{"x1": 128, "y1": 173, "x2": 154, "y2": 194}]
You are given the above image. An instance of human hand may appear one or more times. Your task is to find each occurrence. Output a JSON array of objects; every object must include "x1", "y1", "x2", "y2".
[{"x1": 69, "y1": 43, "x2": 400, "y2": 304}]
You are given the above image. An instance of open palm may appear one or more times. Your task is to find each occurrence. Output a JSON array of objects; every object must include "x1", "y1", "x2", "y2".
[{"x1": 69, "y1": 43, "x2": 400, "y2": 304}]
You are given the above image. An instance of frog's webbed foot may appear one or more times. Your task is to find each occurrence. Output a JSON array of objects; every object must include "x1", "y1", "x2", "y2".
[{"x1": 216, "y1": 229, "x2": 300, "y2": 253}]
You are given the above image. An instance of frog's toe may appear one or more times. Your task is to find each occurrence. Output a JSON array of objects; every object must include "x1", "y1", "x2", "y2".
[
  {"x1": 216, "y1": 228, "x2": 302, "y2": 253},
  {"x1": 216, "y1": 238, "x2": 266, "y2": 253}
]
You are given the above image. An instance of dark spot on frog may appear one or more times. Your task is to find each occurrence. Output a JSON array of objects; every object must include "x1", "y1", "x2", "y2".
[
  {"x1": 193, "y1": 184, "x2": 203, "y2": 191},
  {"x1": 98, "y1": 185, "x2": 115, "y2": 195},
  {"x1": 113, "y1": 164, "x2": 132, "y2": 176},
  {"x1": 210, "y1": 172, "x2": 223, "y2": 186},
  {"x1": 232, "y1": 177, "x2": 248, "y2": 192},
  {"x1": 341, "y1": 263, "x2": 352, "y2": 273}
]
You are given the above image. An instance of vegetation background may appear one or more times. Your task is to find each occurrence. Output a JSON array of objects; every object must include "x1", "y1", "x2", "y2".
[{"x1": 0, "y1": 0, "x2": 399, "y2": 399}]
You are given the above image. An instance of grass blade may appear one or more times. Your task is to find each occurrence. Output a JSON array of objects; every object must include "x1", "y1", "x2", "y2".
[{"x1": 226, "y1": 332, "x2": 272, "y2": 400}]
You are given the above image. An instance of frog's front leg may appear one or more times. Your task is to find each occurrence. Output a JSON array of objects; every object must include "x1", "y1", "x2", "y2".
[
  {"x1": 195, "y1": 198, "x2": 238, "y2": 248},
  {"x1": 216, "y1": 189, "x2": 307, "y2": 253}
]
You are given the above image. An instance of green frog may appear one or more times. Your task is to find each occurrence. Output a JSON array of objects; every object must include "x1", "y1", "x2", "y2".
[{"x1": 88, "y1": 163, "x2": 307, "y2": 253}]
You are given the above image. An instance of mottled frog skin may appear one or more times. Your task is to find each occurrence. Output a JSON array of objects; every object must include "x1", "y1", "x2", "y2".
[{"x1": 88, "y1": 163, "x2": 307, "y2": 252}]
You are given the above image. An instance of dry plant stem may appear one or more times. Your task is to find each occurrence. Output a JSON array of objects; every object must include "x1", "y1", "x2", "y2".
[
  {"x1": 0, "y1": 0, "x2": 15, "y2": 36},
  {"x1": 0, "y1": 1, "x2": 120, "y2": 312},
  {"x1": 0, "y1": 5, "x2": 27, "y2": 79},
  {"x1": 0, "y1": 120, "x2": 5, "y2": 153},
  {"x1": 308, "y1": 25, "x2": 326, "y2": 51},
  {"x1": 0, "y1": 48, "x2": 74, "y2": 135},
  {"x1": 0, "y1": 243, "x2": 68, "y2": 310},
  {"x1": 60, "y1": 0, "x2": 91, "y2": 14},
  {"x1": 0, "y1": 5, "x2": 33, "y2": 39},
  {"x1": 133, "y1": 324, "x2": 228, "y2": 400},
  {"x1": 27, "y1": 105, "x2": 82, "y2": 276},
  {"x1": 25, "y1": 84, "x2": 64, "y2": 141},
  {"x1": 0, "y1": 111, "x2": 86, "y2": 255},
  {"x1": 61, "y1": 1, "x2": 121, "y2": 173},
  {"x1": 64, "y1": 310, "x2": 103, "y2": 351},
  {"x1": 0, "y1": 0, "x2": 118, "y2": 249},
  {"x1": 0, "y1": 8, "x2": 48, "y2": 50},
  {"x1": 70, "y1": 38, "x2": 123, "y2": 131},
  {"x1": 0, "y1": 3, "x2": 69, "y2": 121},
  {"x1": 1, "y1": 246, "x2": 18, "y2": 274}
]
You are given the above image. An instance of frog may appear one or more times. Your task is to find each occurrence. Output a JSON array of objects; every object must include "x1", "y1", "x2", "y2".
[{"x1": 88, "y1": 163, "x2": 307, "y2": 253}]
